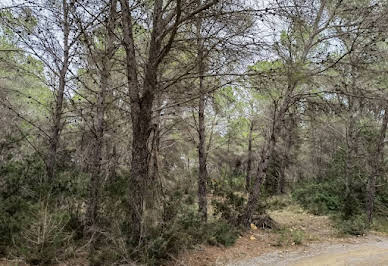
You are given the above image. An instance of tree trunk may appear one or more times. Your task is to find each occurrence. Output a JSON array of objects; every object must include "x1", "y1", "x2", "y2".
[
  {"x1": 198, "y1": 92, "x2": 208, "y2": 222},
  {"x1": 121, "y1": 0, "x2": 162, "y2": 242},
  {"x1": 46, "y1": 0, "x2": 70, "y2": 181},
  {"x1": 246, "y1": 120, "x2": 254, "y2": 191},
  {"x1": 196, "y1": 1, "x2": 208, "y2": 221},
  {"x1": 120, "y1": 0, "x2": 215, "y2": 241},
  {"x1": 278, "y1": 114, "x2": 295, "y2": 194},
  {"x1": 128, "y1": 103, "x2": 153, "y2": 242},
  {"x1": 241, "y1": 90, "x2": 291, "y2": 226},
  {"x1": 367, "y1": 106, "x2": 388, "y2": 223},
  {"x1": 343, "y1": 91, "x2": 360, "y2": 218},
  {"x1": 85, "y1": 1, "x2": 117, "y2": 258}
]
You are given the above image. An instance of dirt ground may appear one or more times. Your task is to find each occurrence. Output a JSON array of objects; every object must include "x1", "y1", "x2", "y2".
[
  {"x1": 227, "y1": 235, "x2": 388, "y2": 266},
  {"x1": 176, "y1": 204, "x2": 387, "y2": 266}
]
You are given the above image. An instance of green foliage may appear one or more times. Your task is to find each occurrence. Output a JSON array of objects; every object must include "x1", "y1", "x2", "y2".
[
  {"x1": 0, "y1": 158, "x2": 45, "y2": 253},
  {"x1": 264, "y1": 153, "x2": 283, "y2": 196},
  {"x1": 0, "y1": 156, "x2": 87, "y2": 257},
  {"x1": 0, "y1": 192, "x2": 31, "y2": 255},
  {"x1": 128, "y1": 207, "x2": 239, "y2": 265},
  {"x1": 211, "y1": 174, "x2": 267, "y2": 225},
  {"x1": 292, "y1": 174, "x2": 387, "y2": 235},
  {"x1": 274, "y1": 228, "x2": 305, "y2": 246},
  {"x1": 372, "y1": 217, "x2": 388, "y2": 233},
  {"x1": 99, "y1": 180, "x2": 241, "y2": 266},
  {"x1": 335, "y1": 214, "x2": 369, "y2": 236},
  {"x1": 16, "y1": 202, "x2": 73, "y2": 265},
  {"x1": 267, "y1": 195, "x2": 293, "y2": 210},
  {"x1": 212, "y1": 190, "x2": 246, "y2": 224},
  {"x1": 292, "y1": 180, "x2": 342, "y2": 215}
]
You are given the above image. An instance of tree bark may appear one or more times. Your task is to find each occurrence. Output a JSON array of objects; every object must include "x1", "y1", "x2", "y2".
[
  {"x1": 196, "y1": 0, "x2": 208, "y2": 221},
  {"x1": 46, "y1": 0, "x2": 70, "y2": 181},
  {"x1": 278, "y1": 114, "x2": 295, "y2": 194},
  {"x1": 367, "y1": 106, "x2": 388, "y2": 223},
  {"x1": 120, "y1": 0, "x2": 216, "y2": 241},
  {"x1": 241, "y1": 85, "x2": 293, "y2": 226},
  {"x1": 343, "y1": 81, "x2": 360, "y2": 218},
  {"x1": 246, "y1": 120, "x2": 254, "y2": 191},
  {"x1": 85, "y1": 0, "x2": 117, "y2": 231},
  {"x1": 121, "y1": 0, "x2": 163, "y2": 242}
]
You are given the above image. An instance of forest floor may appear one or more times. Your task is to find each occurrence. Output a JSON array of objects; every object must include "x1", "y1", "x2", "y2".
[
  {"x1": 177, "y1": 203, "x2": 388, "y2": 266},
  {"x1": 1, "y1": 201, "x2": 387, "y2": 265}
]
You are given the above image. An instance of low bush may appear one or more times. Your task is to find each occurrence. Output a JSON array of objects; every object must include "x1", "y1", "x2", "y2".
[
  {"x1": 267, "y1": 194, "x2": 293, "y2": 210},
  {"x1": 292, "y1": 180, "x2": 341, "y2": 215},
  {"x1": 335, "y1": 214, "x2": 369, "y2": 235},
  {"x1": 132, "y1": 209, "x2": 240, "y2": 265},
  {"x1": 16, "y1": 202, "x2": 73, "y2": 265},
  {"x1": 372, "y1": 217, "x2": 388, "y2": 233},
  {"x1": 274, "y1": 228, "x2": 305, "y2": 246}
]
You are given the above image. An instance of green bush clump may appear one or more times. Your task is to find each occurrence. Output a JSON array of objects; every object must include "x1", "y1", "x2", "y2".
[
  {"x1": 292, "y1": 180, "x2": 341, "y2": 215},
  {"x1": 205, "y1": 220, "x2": 239, "y2": 247},
  {"x1": 0, "y1": 160, "x2": 45, "y2": 254},
  {"x1": 135, "y1": 209, "x2": 239, "y2": 265},
  {"x1": 274, "y1": 228, "x2": 305, "y2": 246},
  {"x1": 267, "y1": 195, "x2": 293, "y2": 210},
  {"x1": 212, "y1": 190, "x2": 246, "y2": 224},
  {"x1": 292, "y1": 178, "x2": 382, "y2": 236},
  {"x1": 335, "y1": 214, "x2": 369, "y2": 235},
  {"x1": 16, "y1": 203, "x2": 73, "y2": 265},
  {"x1": 108, "y1": 187, "x2": 242, "y2": 266},
  {"x1": 372, "y1": 217, "x2": 388, "y2": 233},
  {"x1": 0, "y1": 157, "x2": 86, "y2": 261}
]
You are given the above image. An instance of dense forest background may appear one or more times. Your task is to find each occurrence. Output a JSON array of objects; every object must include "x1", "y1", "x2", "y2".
[{"x1": 0, "y1": 0, "x2": 387, "y2": 265}]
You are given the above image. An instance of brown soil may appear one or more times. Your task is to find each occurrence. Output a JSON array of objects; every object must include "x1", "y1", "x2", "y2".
[{"x1": 176, "y1": 204, "x2": 367, "y2": 266}]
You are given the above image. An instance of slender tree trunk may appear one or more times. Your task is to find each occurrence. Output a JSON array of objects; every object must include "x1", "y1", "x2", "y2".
[
  {"x1": 196, "y1": 0, "x2": 208, "y2": 221},
  {"x1": 246, "y1": 120, "x2": 254, "y2": 191},
  {"x1": 278, "y1": 115, "x2": 295, "y2": 194},
  {"x1": 367, "y1": 106, "x2": 388, "y2": 223},
  {"x1": 86, "y1": 65, "x2": 107, "y2": 227},
  {"x1": 198, "y1": 92, "x2": 208, "y2": 222},
  {"x1": 107, "y1": 144, "x2": 118, "y2": 183},
  {"x1": 151, "y1": 110, "x2": 161, "y2": 183},
  {"x1": 241, "y1": 84, "x2": 292, "y2": 225},
  {"x1": 85, "y1": 2, "x2": 117, "y2": 258},
  {"x1": 242, "y1": 131, "x2": 277, "y2": 225},
  {"x1": 46, "y1": 0, "x2": 70, "y2": 181},
  {"x1": 343, "y1": 91, "x2": 360, "y2": 218},
  {"x1": 345, "y1": 110, "x2": 357, "y2": 195}
]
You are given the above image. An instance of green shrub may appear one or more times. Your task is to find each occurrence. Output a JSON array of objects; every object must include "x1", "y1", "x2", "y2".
[
  {"x1": 16, "y1": 202, "x2": 73, "y2": 265},
  {"x1": 292, "y1": 180, "x2": 341, "y2": 215},
  {"x1": 274, "y1": 228, "x2": 305, "y2": 246},
  {"x1": 212, "y1": 190, "x2": 246, "y2": 224},
  {"x1": 267, "y1": 195, "x2": 293, "y2": 210},
  {"x1": 112, "y1": 193, "x2": 242, "y2": 266},
  {"x1": 336, "y1": 214, "x2": 369, "y2": 235},
  {"x1": 0, "y1": 159, "x2": 44, "y2": 254},
  {"x1": 372, "y1": 217, "x2": 388, "y2": 233},
  {"x1": 137, "y1": 212, "x2": 239, "y2": 265},
  {"x1": 291, "y1": 230, "x2": 305, "y2": 245},
  {"x1": 205, "y1": 220, "x2": 239, "y2": 247},
  {"x1": 0, "y1": 157, "x2": 86, "y2": 259}
]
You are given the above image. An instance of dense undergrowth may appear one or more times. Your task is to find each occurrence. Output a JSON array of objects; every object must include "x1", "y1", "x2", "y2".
[
  {"x1": 1, "y1": 153, "x2": 387, "y2": 265},
  {"x1": 292, "y1": 178, "x2": 388, "y2": 235},
  {"x1": 0, "y1": 158, "x2": 251, "y2": 265}
]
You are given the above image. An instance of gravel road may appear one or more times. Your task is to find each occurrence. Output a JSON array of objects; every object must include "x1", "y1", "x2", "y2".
[{"x1": 227, "y1": 235, "x2": 388, "y2": 266}]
